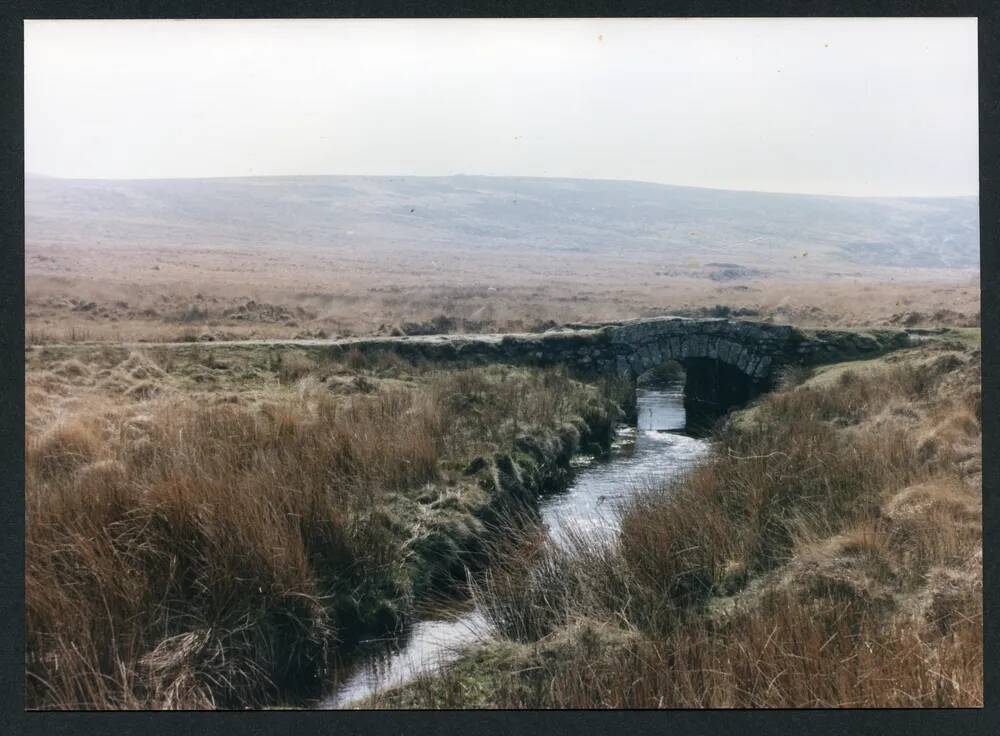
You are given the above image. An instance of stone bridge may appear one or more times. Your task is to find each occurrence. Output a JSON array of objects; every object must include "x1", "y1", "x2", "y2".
[
  {"x1": 308, "y1": 317, "x2": 911, "y2": 428},
  {"x1": 56, "y1": 316, "x2": 912, "y2": 429}
]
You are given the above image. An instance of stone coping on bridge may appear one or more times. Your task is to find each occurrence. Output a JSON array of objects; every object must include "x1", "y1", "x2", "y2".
[{"x1": 32, "y1": 316, "x2": 913, "y2": 386}]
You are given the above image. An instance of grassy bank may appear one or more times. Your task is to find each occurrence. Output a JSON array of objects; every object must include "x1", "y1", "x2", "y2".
[
  {"x1": 371, "y1": 338, "x2": 982, "y2": 708},
  {"x1": 25, "y1": 345, "x2": 627, "y2": 709}
]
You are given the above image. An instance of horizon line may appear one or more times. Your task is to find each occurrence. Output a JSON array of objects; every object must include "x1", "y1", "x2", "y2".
[{"x1": 23, "y1": 170, "x2": 981, "y2": 201}]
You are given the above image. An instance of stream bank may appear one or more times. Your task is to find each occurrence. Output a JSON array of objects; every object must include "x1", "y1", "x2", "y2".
[{"x1": 323, "y1": 381, "x2": 709, "y2": 707}]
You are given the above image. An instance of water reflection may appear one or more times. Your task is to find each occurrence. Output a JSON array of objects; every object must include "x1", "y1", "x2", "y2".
[
  {"x1": 321, "y1": 380, "x2": 709, "y2": 708},
  {"x1": 322, "y1": 605, "x2": 488, "y2": 708},
  {"x1": 543, "y1": 382, "x2": 708, "y2": 545}
]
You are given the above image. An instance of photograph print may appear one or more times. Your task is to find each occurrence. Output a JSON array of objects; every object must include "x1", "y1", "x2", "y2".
[{"x1": 23, "y1": 17, "x2": 981, "y2": 710}]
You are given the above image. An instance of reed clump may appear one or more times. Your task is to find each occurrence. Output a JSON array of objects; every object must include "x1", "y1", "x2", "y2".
[
  {"x1": 377, "y1": 343, "x2": 982, "y2": 709},
  {"x1": 26, "y1": 350, "x2": 616, "y2": 709}
]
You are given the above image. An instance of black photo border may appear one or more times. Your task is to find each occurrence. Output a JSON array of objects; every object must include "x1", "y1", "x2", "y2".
[{"x1": 0, "y1": 3, "x2": 996, "y2": 735}]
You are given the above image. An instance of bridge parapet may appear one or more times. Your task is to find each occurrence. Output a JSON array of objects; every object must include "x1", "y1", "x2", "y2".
[
  {"x1": 40, "y1": 317, "x2": 910, "y2": 431},
  {"x1": 321, "y1": 316, "x2": 910, "y2": 392}
]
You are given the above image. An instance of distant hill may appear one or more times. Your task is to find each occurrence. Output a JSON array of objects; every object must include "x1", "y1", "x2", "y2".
[{"x1": 25, "y1": 174, "x2": 980, "y2": 270}]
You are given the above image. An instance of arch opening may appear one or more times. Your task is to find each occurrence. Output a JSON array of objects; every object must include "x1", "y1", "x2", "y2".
[
  {"x1": 634, "y1": 360, "x2": 687, "y2": 432},
  {"x1": 635, "y1": 359, "x2": 685, "y2": 389},
  {"x1": 679, "y1": 357, "x2": 763, "y2": 434}
]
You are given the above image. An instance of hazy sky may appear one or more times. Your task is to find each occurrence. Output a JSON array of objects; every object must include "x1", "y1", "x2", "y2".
[{"x1": 25, "y1": 18, "x2": 978, "y2": 197}]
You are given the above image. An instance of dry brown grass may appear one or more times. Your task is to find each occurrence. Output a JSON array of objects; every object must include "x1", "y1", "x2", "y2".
[
  {"x1": 25, "y1": 347, "x2": 614, "y2": 710},
  {"x1": 618, "y1": 360, "x2": 957, "y2": 609},
  {"x1": 28, "y1": 415, "x2": 105, "y2": 480},
  {"x1": 374, "y1": 342, "x2": 982, "y2": 709},
  {"x1": 382, "y1": 587, "x2": 981, "y2": 708},
  {"x1": 25, "y1": 238, "x2": 979, "y2": 344},
  {"x1": 24, "y1": 332, "x2": 980, "y2": 710}
]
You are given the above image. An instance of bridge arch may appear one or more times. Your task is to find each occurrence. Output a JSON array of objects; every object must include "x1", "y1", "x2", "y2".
[
  {"x1": 605, "y1": 327, "x2": 776, "y2": 431},
  {"x1": 317, "y1": 316, "x2": 909, "y2": 432},
  {"x1": 611, "y1": 332, "x2": 774, "y2": 384}
]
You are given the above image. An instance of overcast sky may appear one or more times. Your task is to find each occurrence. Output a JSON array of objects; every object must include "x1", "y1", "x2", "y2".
[{"x1": 24, "y1": 18, "x2": 978, "y2": 197}]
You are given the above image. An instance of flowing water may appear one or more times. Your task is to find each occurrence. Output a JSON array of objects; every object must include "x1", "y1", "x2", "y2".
[{"x1": 321, "y1": 380, "x2": 709, "y2": 708}]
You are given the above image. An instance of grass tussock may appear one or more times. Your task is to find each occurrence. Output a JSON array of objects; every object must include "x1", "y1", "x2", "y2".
[
  {"x1": 620, "y1": 355, "x2": 975, "y2": 610},
  {"x1": 28, "y1": 415, "x2": 105, "y2": 480},
  {"x1": 26, "y1": 350, "x2": 617, "y2": 710},
  {"x1": 376, "y1": 343, "x2": 981, "y2": 709},
  {"x1": 380, "y1": 586, "x2": 981, "y2": 709}
]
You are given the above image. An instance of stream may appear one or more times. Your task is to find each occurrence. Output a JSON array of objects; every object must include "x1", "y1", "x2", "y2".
[{"x1": 320, "y1": 379, "x2": 710, "y2": 708}]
